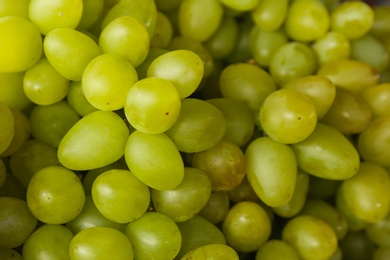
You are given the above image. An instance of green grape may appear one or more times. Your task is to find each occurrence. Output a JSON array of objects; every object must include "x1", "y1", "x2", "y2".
[
  {"x1": 365, "y1": 212, "x2": 390, "y2": 247},
  {"x1": 176, "y1": 215, "x2": 226, "y2": 259},
  {"x1": 0, "y1": 72, "x2": 31, "y2": 111},
  {"x1": 372, "y1": 247, "x2": 390, "y2": 260},
  {"x1": 135, "y1": 48, "x2": 168, "y2": 80},
  {"x1": 77, "y1": 0, "x2": 104, "y2": 30},
  {"x1": 249, "y1": 27, "x2": 288, "y2": 68},
  {"x1": 10, "y1": 139, "x2": 60, "y2": 188},
  {"x1": 227, "y1": 176, "x2": 260, "y2": 203},
  {"x1": 282, "y1": 215, "x2": 338, "y2": 260},
  {"x1": 28, "y1": 0, "x2": 83, "y2": 35},
  {"x1": 270, "y1": 42, "x2": 317, "y2": 87},
  {"x1": 222, "y1": 201, "x2": 271, "y2": 253},
  {"x1": 191, "y1": 140, "x2": 246, "y2": 191},
  {"x1": 0, "y1": 248, "x2": 23, "y2": 260},
  {"x1": 307, "y1": 175, "x2": 340, "y2": 199},
  {"x1": 0, "y1": 197, "x2": 37, "y2": 248},
  {"x1": 66, "y1": 195, "x2": 126, "y2": 234},
  {"x1": 272, "y1": 169, "x2": 309, "y2": 218},
  {"x1": 370, "y1": 6, "x2": 390, "y2": 38},
  {"x1": 150, "y1": 11, "x2": 173, "y2": 49},
  {"x1": 206, "y1": 98, "x2": 255, "y2": 147},
  {"x1": 166, "y1": 98, "x2": 226, "y2": 153},
  {"x1": 245, "y1": 137, "x2": 297, "y2": 207},
  {"x1": 312, "y1": 31, "x2": 351, "y2": 65},
  {"x1": 329, "y1": 247, "x2": 343, "y2": 260},
  {"x1": 219, "y1": 63, "x2": 277, "y2": 112},
  {"x1": 339, "y1": 231, "x2": 375, "y2": 260},
  {"x1": 252, "y1": 0, "x2": 289, "y2": 32},
  {"x1": 0, "y1": 102, "x2": 15, "y2": 154},
  {"x1": 152, "y1": 167, "x2": 212, "y2": 222},
  {"x1": 30, "y1": 100, "x2": 80, "y2": 148},
  {"x1": 181, "y1": 244, "x2": 239, "y2": 260},
  {"x1": 361, "y1": 83, "x2": 390, "y2": 118},
  {"x1": 282, "y1": 75, "x2": 336, "y2": 119},
  {"x1": 0, "y1": 0, "x2": 29, "y2": 18},
  {"x1": 0, "y1": 173, "x2": 26, "y2": 199},
  {"x1": 66, "y1": 81, "x2": 98, "y2": 116},
  {"x1": 124, "y1": 130, "x2": 184, "y2": 190},
  {"x1": 155, "y1": 0, "x2": 182, "y2": 12},
  {"x1": 58, "y1": 110, "x2": 129, "y2": 171},
  {"x1": 198, "y1": 191, "x2": 230, "y2": 224},
  {"x1": 291, "y1": 123, "x2": 360, "y2": 180},
  {"x1": 124, "y1": 211, "x2": 182, "y2": 259},
  {"x1": 44, "y1": 28, "x2": 101, "y2": 81},
  {"x1": 225, "y1": 18, "x2": 254, "y2": 64},
  {"x1": 27, "y1": 166, "x2": 85, "y2": 224},
  {"x1": 99, "y1": 16, "x2": 150, "y2": 67},
  {"x1": 178, "y1": 0, "x2": 223, "y2": 42},
  {"x1": 330, "y1": 1, "x2": 374, "y2": 40},
  {"x1": 82, "y1": 53, "x2": 138, "y2": 111},
  {"x1": 22, "y1": 224, "x2": 74, "y2": 260},
  {"x1": 0, "y1": 16, "x2": 42, "y2": 73},
  {"x1": 260, "y1": 88, "x2": 317, "y2": 144},
  {"x1": 220, "y1": 0, "x2": 259, "y2": 12},
  {"x1": 147, "y1": 50, "x2": 204, "y2": 99},
  {"x1": 92, "y1": 169, "x2": 150, "y2": 223},
  {"x1": 0, "y1": 159, "x2": 5, "y2": 187},
  {"x1": 255, "y1": 239, "x2": 300, "y2": 260},
  {"x1": 69, "y1": 226, "x2": 133, "y2": 260},
  {"x1": 358, "y1": 116, "x2": 390, "y2": 167},
  {"x1": 320, "y1": 87, "x2": 372, "y2": 135}
]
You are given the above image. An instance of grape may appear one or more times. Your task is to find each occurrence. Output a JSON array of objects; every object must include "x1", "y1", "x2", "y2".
[
  {"x1": 220, "y1": 0, "x2": 259, "y2": 12},
  {"x1": 198, "y1": 191, "x2": 230, "y2": 224},
  {"x1": 307, "y1": 175, "x2": 340, "y2": 200},
  {"x1": 372, "y1": 247, "x2": 390, "y2": 260},
  {"x1": 0, "y1": 248, "x2": 23, "y2": 260},
  {"x1": 339, "y1": 231, "x2": 375, "y2": 260},
  {"x1": 150, "y1": 11, "x2": 173, "y2": 49},
  {"x1": 0, "y1": 173, "x2": 26, "y2": 199},
  {"x1": 154, "y1": 0, "x2": 182, "y2": 12},
  {"x1": 92, "y1": 169, "x2": 150, "y2": 223},
  {"x1": 77, "y1": 0, "x2": 104, "y2": 30},
  {"x1": 255, "y1": 239, "x2": 300, "y2": 260},
  {"x1": 370, "y1": 6, "x2": 390, "y2": 38},
  {"x1": 66, "y1": 81, "x2": 98, "y2": 117},
  {"x1": 224, "y1": 18, "x2": 253, "y2": 64},
  {"x1": 124, "y1": 211, "x2": 182, "y2": 260},
  {"x1": 251, "y1": 0, "x2": 289, "y2": 32},
  {"x1": 365, "y1": 212, "x2": 390, "y2": 247},
  {"x1": 361, "y1": 83, "x2": 390, "y2": 118},
  {"x1": 227, "y1": 176, "x2": 260, "y2": 203},
  {"x1": 0, "y1": 102, "x2": 15, "y2": 154},
  {"x1": 69, "y1": 226, "x2": 133, "y2": 260},
  {"x1": 181, "y1": 244, "x2": 239, "y2": 260},
  {"x1": 0, "y1": 0, "x2": 29, "y2": 18},
  {"x1": 312, "y1": 31, "x2": 351, "y2": 65},
  {"x1": 0, "y1": 72, "x2": 31, "y2": 111},
  {"x1": 26, "y1": 166, "x2": 85, "y2": 224},
  {"x1": 135, "y1": 48, "x2": 168, "y2": 80}
]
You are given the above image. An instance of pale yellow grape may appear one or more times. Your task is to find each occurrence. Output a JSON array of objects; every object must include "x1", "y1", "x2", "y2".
[
  {"x1": 181, "y1": 244, "x2": 239, "y2": 260},
  {"x1": 150, "y1": 11, "x2": 173, "y2": 49},
  {"x1": 0, "y1": 0, "x2": 29, "y2": 18},
  {"x1": 66, "y1": 81, "x2": 98, "y2": 116},
  {"x1": 0, "y1": 102, "x2": 15, "y2": 154},
  {"x1": 312, "y1": 31, "x2": 351, "y2": 65},
  {"x1": 251, "y1": 0, "x2": 289, "y2": 32},
  {"x1": 220, "y1": 0, "x2": 259, "y2": 12},
  {"x1": 77, "y1": 0, "x2": 104, "y2": 30},
  {"x1": 0, "y1": 72, "x2": 31, "y2": 110}
]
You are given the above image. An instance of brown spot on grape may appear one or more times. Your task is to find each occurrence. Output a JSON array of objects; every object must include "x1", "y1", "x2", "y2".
[{"x1": 165, "y1": 112, "x2": 169, "y2": 115}]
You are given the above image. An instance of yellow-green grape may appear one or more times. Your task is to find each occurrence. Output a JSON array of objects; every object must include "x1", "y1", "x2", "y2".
[
  {"x1": 99, "y1": 16, "x2": 150, "y2": 67},
  {"x1": 82, "y1": 53, "x2": 138, "y2": 111},
  {"x1": 124, "y1": 212, "x2": 182, "y2": 260},
  {"x1": 198, "y1": 191, "x2": 230, "y2": 224},
  {"x1": 358, "y1": 116, "x2": 390, "y2": 167},
  {"x1": 249, "y1": 27, "x2": 288, "y2": 68},
  {"x1": 270, "y1": 42, "x2": 317, "y2": 87},
  {"x1": 192, "y1": 140, "x2": 246, "y2": 191},
  {"x1": 28, "y1": 0, "x2": 82, "y2": 35},
  {"x1": 124, "y1": 130, "x2": 184, "y2": 190},
  {"x1": 0, "y1": 197, "x2": 37, "y2": 248},
  {"x1": 0, "y1": 16, "x2": 42, "y2": 73},
  {"x1": 67, "y1": 81, "x2": 98, "y2": 117},
  {"x1": 372, "y1": 247, "x2": 390, "y2": 260},
  {"x1": 282, "y1": 215, "x2": 338, "y2": 260},
  {"x1": 307, "y1": 175, "x2": 340, "y2": 199},
  {"x1": 0, "y1": 102, "x2": 15, "y2": 154},
  {"x1": 44, "y1": 28, "x2": 101, "y2": 81},
  {"x1": 365, "y1": 213, "x2": 390, "y2": 247},
  {"x1": 222, "y1": 201, "x2": 271, "y2": 253},
  {"x1": 0, "y1": 72, "x2": 31, "y2": 111},
  {"x1": 329, "y1": 247, "x2": 343, "y2": 260},
  {"x1": 135, "y1": 48, "x2": 168, "y2": 80},
  {"x1": 0, "y1": 159, "x2": 5, "y2": 187},
  {"x1": 181, "y1": 244, "x2": 239, "y2": 260},
  {"x1": 225, "y1": 18, "x2": 253, "y2": 64},
  {"x1": 152, "y1": 167, "x2": 211, "y2": 222},
  {"x1": 245, "y1": 137, "x2": 297, "y2": 207},
  {"x1": 147, "y1": 50, "x2": 204, "y2": 99},
  {"x1": 178, "y1": 0, "x2": 223, "y2": 42},
  {"x1": 370, "y1": 6, "x2": 390, "y2": 38},
  {"x1": 251, "y1": 0, "x2": 289, "y2": 31},
  {"x1": 30, "y1": 101, "x2": 80, "y2": 148},
  {"x1": 206, "y1": 98, "x2": 255, "y2": 147},
  {"x1": 317, "y1": 59, "x2": 379, "y2": 93},
  {"x1": 0, "y1": 0, "x2": 29, "y2": 18},
  {"x1": 69, "y1": 226, "x2": 133, "y2": 260},
  {"x1": 0, "y1": 173, "x2": 26, "y2": 199},
  {"x1": 204, "y1": 15, "x2": 239, "y2": 60},
  {"x1": 220, "y1": 0, "x2": 259, "y2": 12},
  {"x1": 339, "y1": 231, "x2": 375, "y2": 260},
  {"x1": 228, "y1": 176, "x2": 260, "y2": 203},
  {"x1": 312, "y1": 31, "x2": 351, "y2": 65},
  {"x1": 77, "y1": 0, "x2": 104, "y2": 30},
  {"x1": 330, "y1": 1, "x2": 374, "y2": 40},
  {"x1": 150, "y1": 11, "x2": 173, "y2": 49},
  {"x1": 58, "y1": 111, "x2": 129, "y2": 171},
  {"x1": 27, "y1": 166, "x2": 85, "y2": 224},
  {"x1": 101, "y1": 0, "x2": 157, "y2": 37},
  {"x1": 23, "y1": 58, "x2": 70, "y2": 105},
  {"x1": 0, "y1": 248, "x2": 23, "y2": 260},
  {"x1": 166, "y1": 98, "x2": 226, "y2": 153},
  {"x1": 219, "y1": 63, "x2": 277, "y2": 112},
  {"x1": 361, "y1": 83, "x2": 390, "y2": 118},
  {"x1": 260, "y1": 88, "x2": 317, "y2": 144},
  {"x1": 66, "y1": 195, "x2": 126, "y2": 234},
  {"x1": 320, "y1": 87, "x2": 372, "y2": 135},
  {"x1": 155, "y1": 0, "x2": 182, "y2": 12},
  {"x1": 272, "y1": 169, "x2": 309, "y2": 218},
  {"x1": 176, "y1": 215, "x2": 226, "y2": 259},
  {"x1": 282, "y1": 75, "x2": 336, "y2": 119},
  {"x1": 340, "y1": 161, "x2": 390, "y2": 223},
  {"x1": 22, "y1": 224, "x2": 74, "y2": 260},
  {"x1": 291, "y1": 123, "x2": 360, "y2": 180},
  {"x1": 92, "y1": 169, "x2": 150, "y2": 223},
  {"x1": 255, "y1": 239, "x2": 300, "y2": 260}
]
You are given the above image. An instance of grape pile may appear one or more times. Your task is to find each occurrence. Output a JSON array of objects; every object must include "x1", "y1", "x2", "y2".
[{"x1": 1, "y1": 0, "x2": 390, "y2": 259}]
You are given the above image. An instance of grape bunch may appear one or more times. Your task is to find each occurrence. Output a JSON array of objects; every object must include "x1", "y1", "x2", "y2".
[{"x1": 1, "y1": 0, "x2": 390, "y2": 259}]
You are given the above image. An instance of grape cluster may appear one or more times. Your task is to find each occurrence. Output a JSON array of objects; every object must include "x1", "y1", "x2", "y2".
[{"x1": 1, "y1": 0, "x2": 390, "y2": 259}]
